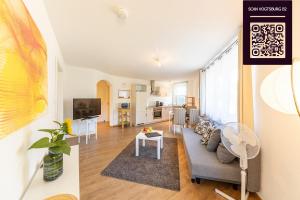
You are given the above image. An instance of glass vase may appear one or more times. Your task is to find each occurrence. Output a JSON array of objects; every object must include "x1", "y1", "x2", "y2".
[{"x1": 43, "y1": 150, "x2": 63, "y2": 182}]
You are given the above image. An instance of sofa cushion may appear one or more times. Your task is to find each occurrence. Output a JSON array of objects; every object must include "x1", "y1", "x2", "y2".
[
  {"x1": 194, "y1": 122, "x2": 202, "y2": 135},
  {"x1": 183, "y1": 126, "x2": 260, "y2": 192},
  {"x1": 182, "y1": 128, "x2": 240, "y2": 183},
  {"x1": 200, "y1": 121, "x2": 215, "y2": 144},
  {"x1": 216, "y1": 143, "x2": 236, "y2": 164},
  {"x1": 207, "y1": 128, "x2": 221, "y2": 152}
]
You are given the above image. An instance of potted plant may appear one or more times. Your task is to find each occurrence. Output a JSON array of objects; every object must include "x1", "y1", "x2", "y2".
[{"x1": 29, "y1": 120, "x2": 73, "y2": 181}]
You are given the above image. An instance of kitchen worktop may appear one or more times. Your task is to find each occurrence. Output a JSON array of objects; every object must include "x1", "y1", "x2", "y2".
[{"x1": 146, "y1": 105, "x2": 173, "y2": 109}]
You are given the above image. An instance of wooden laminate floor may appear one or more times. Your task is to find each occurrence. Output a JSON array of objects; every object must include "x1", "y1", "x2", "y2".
[{"x1": 75, "y1": 122, "x2": 261, "y2": 200}]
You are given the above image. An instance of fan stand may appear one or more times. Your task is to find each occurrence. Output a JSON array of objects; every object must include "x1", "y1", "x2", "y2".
[
  {"x1": 215, "y1": 169, "x2": 249, "y2": 200},
  {"x1": 217, "y1": 123, "x2": 260, "y2": 200}
]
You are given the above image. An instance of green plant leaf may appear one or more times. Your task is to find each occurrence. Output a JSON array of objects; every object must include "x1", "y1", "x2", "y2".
[
  {"x1": 28, "y1": 137, "x2": 55, "y2": 149},
  {"x1": 57, "y1": 134, "x2": 64, "y2": 141},
  {"x1": 38, "y1": 129, "x2": 57, "y2": 134},
  {"x1": 53, "y1": 121, "x2": 62, "y2": 127},
  {"x1": 61, "y1": 123, "x2": 68, "y2": 134},
  {"x1": 49, "y1": 144, "x2": 71, "y2": 155},
  {"x1": 53, "y1": 139, "x2": 69, "y2": 147}
]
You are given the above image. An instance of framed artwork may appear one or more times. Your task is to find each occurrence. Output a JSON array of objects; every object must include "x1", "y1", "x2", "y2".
[{"x1": 0, "y1": 0, "x2": 48, "y2": 139}]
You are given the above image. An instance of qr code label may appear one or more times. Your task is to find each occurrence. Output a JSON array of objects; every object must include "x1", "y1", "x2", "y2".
[{"x1": 250, "y1": 23, "x2": 285, "y2": 58}]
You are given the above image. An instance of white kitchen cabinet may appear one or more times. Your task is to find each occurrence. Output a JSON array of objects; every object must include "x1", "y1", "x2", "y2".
[
  {"x1": 136, "y1": 84, "x2": 147, "y2": 92},
  {"x1": 162, "y1": 107, "x2": 168, "y2": 120},
  {"x1": 131, "y1": 84, "x2": 148, "y2": 126},
  {"x1": 136, "y1": 110, "x2": 147, "y2": 125},
  {"x1": 135, "y1": 91, "x2": 147, "y2": 125},
  {"x1": 162, "y1": 107, "x2": 172, "y2": 120},
  {"x1": 146, "y1": 108, "x2": 153, "y2": 123}
]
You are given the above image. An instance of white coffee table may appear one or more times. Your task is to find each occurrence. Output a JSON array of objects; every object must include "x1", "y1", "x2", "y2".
[{"x1": 135, "y1": 130, "x2": 163, "y2": 159}]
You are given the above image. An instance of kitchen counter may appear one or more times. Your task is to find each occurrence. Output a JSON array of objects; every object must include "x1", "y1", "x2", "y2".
[
  {"x1": 144, "y1": 106, "x2": 173, "y2": 124},
  {"x1": 147, "y1": 105, "x2": 173, "y2": 109}
]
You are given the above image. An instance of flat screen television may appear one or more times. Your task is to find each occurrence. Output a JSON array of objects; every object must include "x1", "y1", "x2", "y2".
[{"x1": 73, "y1": 98, "x2": 101, "y2": 120}]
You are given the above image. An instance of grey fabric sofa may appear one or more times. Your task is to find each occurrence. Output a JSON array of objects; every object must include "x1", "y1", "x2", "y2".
[{"x1": 182, "y1": 127, "x2": 261, "y2": 192}]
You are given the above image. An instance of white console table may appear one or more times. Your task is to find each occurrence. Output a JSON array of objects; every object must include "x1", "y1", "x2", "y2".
[{"x1": 23, "y1": 145, "x2": 80, "y2": 200}]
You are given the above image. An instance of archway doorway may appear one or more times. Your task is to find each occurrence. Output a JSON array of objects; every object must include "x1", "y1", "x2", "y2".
[{"x1": 96, "y1": 80, "x2": 110, "y2": 123}]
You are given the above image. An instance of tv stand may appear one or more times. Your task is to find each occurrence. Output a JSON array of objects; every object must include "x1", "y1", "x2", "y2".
[
  {"x1": 75, "y1": 116, "x2": 99, "y2": 144},
  {"x1": 81, "y1": 115, "x2": 99, "y2": 120}
]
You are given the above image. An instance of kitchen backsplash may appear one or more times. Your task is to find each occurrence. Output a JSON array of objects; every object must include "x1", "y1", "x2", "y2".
[{"x1": 147, "y1": 97, "x2": 172, "y2": 107}]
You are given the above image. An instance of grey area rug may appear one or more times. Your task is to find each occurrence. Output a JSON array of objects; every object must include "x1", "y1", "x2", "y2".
[{"x1": 101, "y1": 137, "x2": 180, "y2": 191}]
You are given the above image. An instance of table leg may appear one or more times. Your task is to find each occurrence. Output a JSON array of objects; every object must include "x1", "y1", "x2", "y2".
[
  {"x1": 169, "y1": 117, "x2": 171, "y2": 132},
  {"x1": 160, "y1": 136, "x2": 163, "y2": 149},
  {"x1": 157, "y1": 139, "x2": 160, "y2": 160},
  {"x1": 135, "y1": 138, "x2": 139, "y2": 156},
  {"x1": 95, "y1": 119, "x2": 98, "y2": 140},
  {"x1": 173, "y1": 125, "x2": 176, "y2": 135},
  {"x1": 142, "y1": 139, "x2": 145, "y2": 147}
]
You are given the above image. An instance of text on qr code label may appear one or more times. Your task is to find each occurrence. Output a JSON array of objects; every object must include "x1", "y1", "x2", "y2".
[{"x1": 250, "y1": 23, "x2": 285, "y2": 58}]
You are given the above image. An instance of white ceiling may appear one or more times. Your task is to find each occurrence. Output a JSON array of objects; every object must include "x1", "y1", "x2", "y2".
[{"x1": 44, "y1": 0, "x2": 242, "y2": 80}]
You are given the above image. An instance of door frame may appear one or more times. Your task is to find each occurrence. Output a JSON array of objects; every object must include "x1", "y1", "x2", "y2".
[{"x1": 96, "y1": 80, "x2": 111, "y2": 123}]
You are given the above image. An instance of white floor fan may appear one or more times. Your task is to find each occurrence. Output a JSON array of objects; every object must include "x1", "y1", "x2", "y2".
[{"x1": 215, "y1": 122, "x2": 261, "y2": 200}]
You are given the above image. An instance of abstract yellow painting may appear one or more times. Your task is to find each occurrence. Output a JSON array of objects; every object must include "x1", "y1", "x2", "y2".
[{"x1": 0, "y1": 0, "x2": 47, "y2": 139}]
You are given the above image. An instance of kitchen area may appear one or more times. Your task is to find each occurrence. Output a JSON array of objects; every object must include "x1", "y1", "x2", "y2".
[
  {"x1": 129, "y1": 80, "x2": 175, "y2": 126},
  {"x1": 146, "y1": 101, "x2": 173, "y2": 124},
  {"x1": 117, "y1": 79, "x2": 196, "y2": 128}
]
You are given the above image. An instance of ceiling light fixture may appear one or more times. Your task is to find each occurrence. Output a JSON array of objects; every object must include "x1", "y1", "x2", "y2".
[
  {"x1": 153, "y1": 56, "x2": 162, "y2": 67},
  {"x1": 112, "y1": 5, "x2": 128, "y2": 19}
]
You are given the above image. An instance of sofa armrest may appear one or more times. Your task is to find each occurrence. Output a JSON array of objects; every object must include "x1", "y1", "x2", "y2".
[{"x1": 247, "y1": 152, "x2": 261, "y2": 192}]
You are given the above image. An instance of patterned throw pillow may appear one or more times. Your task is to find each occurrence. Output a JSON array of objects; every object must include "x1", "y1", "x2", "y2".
[
  {"x1": 200, "y1": 121, "x2": 215, "y2": 144},
  {"x1": 194, "y1": 119, "x2": 214, "y2": 135},
  {"x1": 194, "y1": 122, "x2": 202, "y2": 135},
  {"x1": 206, "y1": 128, "x2": 221, "y2": 151}
]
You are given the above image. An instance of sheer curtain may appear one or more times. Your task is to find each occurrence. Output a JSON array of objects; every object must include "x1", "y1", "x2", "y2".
[
  {"x1": 199, "y1": 70, "x2": 206, "y2": 115},
  {"x1": 202, "y1": 43, "x2": 238, "y2": 123},
  {"x1": 173, "y1": 82, "x2": 188, "y2": 106}
]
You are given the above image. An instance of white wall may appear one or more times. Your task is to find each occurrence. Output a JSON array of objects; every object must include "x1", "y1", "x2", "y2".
[
  {"x1": 253, "y1": 1, "x2": 300, "y2": 199},
  {"x1": 0, "y1": 1, "x2": 64, "y2": 199},
  {"x1": 253, "y1": 67, "x2": 300, "y2": 200}
]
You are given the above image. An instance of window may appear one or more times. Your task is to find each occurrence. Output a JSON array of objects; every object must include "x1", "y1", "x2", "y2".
[
  {"x1": 200, "y1": 42, "x2": 238, "y2": 123},
  {"x1": 173, "y1": 82, "x2": 188, "y2": 106}
]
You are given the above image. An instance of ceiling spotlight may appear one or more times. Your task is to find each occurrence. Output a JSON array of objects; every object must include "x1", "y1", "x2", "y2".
[
  {"x1": 153, "y1": 56, "x2": 162, "y2": 67},
  {"x1": 112, "y1": 5, "x2": 128, "y2": 19}
]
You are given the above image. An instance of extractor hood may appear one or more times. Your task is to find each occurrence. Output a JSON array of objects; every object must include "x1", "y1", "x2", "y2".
[{"x1": 150, "y1": 80, "x2": 160, "y2": 96}]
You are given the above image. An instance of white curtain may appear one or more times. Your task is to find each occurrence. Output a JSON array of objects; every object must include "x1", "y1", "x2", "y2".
[
  {"x1": 202, "y1": 43, "x2": 238, "y2": 124},
  {"x1": 173, "y1": 82, "x2": 188, "y2": 105},
  {"x1": 199, "y1": 70, "x2": 206, "y2": 115}
]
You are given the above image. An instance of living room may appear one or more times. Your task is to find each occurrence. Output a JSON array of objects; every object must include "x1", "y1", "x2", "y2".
[{"x1": 0, "y1": 1, "x2": 300, "y2": 200}]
